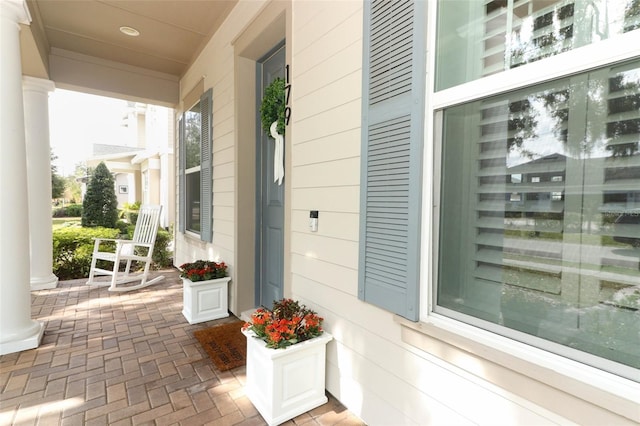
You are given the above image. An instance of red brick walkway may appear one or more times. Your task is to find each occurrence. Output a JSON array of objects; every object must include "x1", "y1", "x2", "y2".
[{"x1": 0, "y1": 269, "x2": 364, "y2": 425}]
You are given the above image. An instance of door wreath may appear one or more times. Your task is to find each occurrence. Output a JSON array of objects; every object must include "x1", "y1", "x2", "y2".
[{"x1": 260, "y1": 77, "x2": 285, "y2": 185}]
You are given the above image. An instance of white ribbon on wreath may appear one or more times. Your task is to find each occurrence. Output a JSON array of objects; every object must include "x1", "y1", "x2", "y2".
[{"x1": 270, "y1": 121, "x2": 284, "y2": 185}]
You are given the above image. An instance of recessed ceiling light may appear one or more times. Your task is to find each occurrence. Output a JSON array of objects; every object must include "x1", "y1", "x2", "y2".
[{"x1": 119, "y1": 26, "x2": 140, "y2": 37}]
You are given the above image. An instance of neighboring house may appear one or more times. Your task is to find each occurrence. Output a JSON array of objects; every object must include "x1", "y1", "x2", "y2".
[
  {"x1": 85, "y1": 143, "x2": 144, "y2": 206},
  {"x1": 5, "y1": 0, "x2": 639, "y2": 425},
  {"x1": 85, "y1": 103, "x2": 175, "y2": 228}
]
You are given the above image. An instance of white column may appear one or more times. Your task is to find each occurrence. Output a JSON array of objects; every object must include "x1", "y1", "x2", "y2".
[
  {"x1": 0, "y1": 0, "x2": 44, "y2": 355},
  {"x1": 24, "y1": 76, "x2": 58, "y2": 290}
]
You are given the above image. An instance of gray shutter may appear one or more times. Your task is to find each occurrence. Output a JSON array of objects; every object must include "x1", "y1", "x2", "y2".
[
  {"x1": 178, "y1": 116, "x2": 186, "y2": 233},
  {"x1": 200, "y1": 88, "x2": 213, "y2": 243},
  {"x1": 358, "y1": 0, "x2": 425, "y2": 321}
]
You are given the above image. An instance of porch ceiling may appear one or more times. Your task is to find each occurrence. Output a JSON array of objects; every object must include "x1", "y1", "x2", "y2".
[{"x1": 21, "y1": 0, "x2": 237, "y2": 105}]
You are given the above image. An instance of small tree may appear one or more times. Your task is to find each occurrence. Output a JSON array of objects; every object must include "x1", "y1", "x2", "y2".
[
  {"x1": 51, "y1": 150, "x2": 65, "y2": 199},
  {"x1": 81, "y1": 162, "x2": 118, "y2": 228}
]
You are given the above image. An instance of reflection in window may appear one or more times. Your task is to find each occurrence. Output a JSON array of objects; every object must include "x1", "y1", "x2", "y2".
[
  {"x1": 436, "y1": 0, "x2": 640, "y2": 90},
  {"x1": 186, "y1": 171, "x2": 200, "y2": 232},
  {"x1": 185, "y1": 102, "x2": 201, "y2": 169},
  {"x1": 184, "y1": 101, "x2": 201, "y2": 233},
  {"x1": 437, "y1": 60, "x2": 640, "y2": 380}
]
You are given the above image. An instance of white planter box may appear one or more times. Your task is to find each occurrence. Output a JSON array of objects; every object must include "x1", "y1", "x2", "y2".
[
  {"x1": 181, "y1": 277, "x2": 230, "y2": 324},
  {"x1": 242, "y1": 329, "x2": 333, "y2": 425}
]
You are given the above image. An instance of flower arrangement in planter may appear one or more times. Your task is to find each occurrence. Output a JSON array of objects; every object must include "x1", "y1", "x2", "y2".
[
  {"x1": 179, "y1": 260, "x2": 227, "y2": 282},
  {"x1": 242, "y1": 298, "x2": 332, "y2": 425},
  {"x1": 243, "y1": 298, "x2": 324, "y2": 349},
  {"x1": 179, "y1": 260, "x2": 230, "y2": 324}
]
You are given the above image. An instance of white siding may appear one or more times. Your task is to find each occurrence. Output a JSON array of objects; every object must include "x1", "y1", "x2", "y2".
[
  {"x1": 290, "y1": 1, "x2": 578, "y2": 425},
  {"x1": 174, "y1": 1, "x2": 266, "y2": 270},
  {"x1": 173, "y1": 1, "x2": 636, "y2": 424}
]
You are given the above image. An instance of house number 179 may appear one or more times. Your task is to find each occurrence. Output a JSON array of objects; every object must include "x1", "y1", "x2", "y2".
[{"x1": 285, "y1": 64, "x2": 291, "y2": 126}]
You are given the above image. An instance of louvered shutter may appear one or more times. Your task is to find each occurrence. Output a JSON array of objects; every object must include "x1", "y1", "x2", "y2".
[
  {"x1": 358, "y1": 0, "x2": 425, "y2": 321},
  {"x1": 200, "y1": 88, "x2": 213, "y2": 243},
  {"x1": 178, "y1": 117, "x2": 186, "y2": 233}
]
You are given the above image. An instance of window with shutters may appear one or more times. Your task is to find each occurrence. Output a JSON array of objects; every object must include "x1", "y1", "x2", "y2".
[
  {"x1": 433, "y1": 0, "x2": 640, "y2": 382},
  {"x1": 178, "y1": 89, "x2": 213, "y2": 242}
]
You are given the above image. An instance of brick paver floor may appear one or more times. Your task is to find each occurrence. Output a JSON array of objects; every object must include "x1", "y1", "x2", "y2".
[{"x1": 0, "y1": 269, "x2": 365, "y2": 425}]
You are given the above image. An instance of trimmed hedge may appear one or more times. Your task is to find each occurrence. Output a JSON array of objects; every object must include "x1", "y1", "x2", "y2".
[
  {"x1": 153, "y1": 228, "x2": 173, "y2": 268},
  {"x1": 52, "y1": 204, "x2": 83, "y2": 218},
  {"x1": 119, "y1": 223, "x2": 173, "y2": 268},
  {"x1": 121, "y1": 201, "x2": 141, "y2": 225},
  {"x1": 53, "y1": 226, "x2": 119, "y2": 280},
  {"x1": 53, "y1": 225, "x2": 173, "y2": 280}
]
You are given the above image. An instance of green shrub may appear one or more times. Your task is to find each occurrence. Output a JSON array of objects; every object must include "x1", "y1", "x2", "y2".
[
  {"x1": 82, "y1": 162, "x2": 118, "y2": 228},
  {"x1": 153, "y1": 228, "x2": 173, "y2": 268},
  {"x1": 115, "y1": 220, "x2": 130, "y2": 235},
  {"x1": 120, "y1": 201, "x2": 141, "y2": 225},
  {"x1": 52, "y1": 207, "x2": 66, "y2": 218},
  {"x1": 127, "y1": 211, "x2": 139, "y2": 225},
  {"x1": 52, "y1": 204, "x2": 83, "y2": 218},
  {"x1": 122, "y1": 225, "x2": 173, "y2": 268},
  {"x1": 52, "y1": 225, "x2": 173, "y2": 280},
  {"x1": 123, "y1": 201, "x2": 141, "y2": 211},
  {"x1": 65, "y1": 204, "x2": 83, "y2": 217},
  {"x1": 53, "y1": 226, "x2": 119, "y2": 280}
]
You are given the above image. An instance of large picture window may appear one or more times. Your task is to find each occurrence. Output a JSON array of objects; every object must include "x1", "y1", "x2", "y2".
[{"x1": 434, "y1": 1, "x2": 640, "y2": 381}]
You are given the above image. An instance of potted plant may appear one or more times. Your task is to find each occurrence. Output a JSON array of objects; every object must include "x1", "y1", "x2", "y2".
[
  {"x1": 242, "y1": 299, "x2": 333, "y2": 425},
  {"x1": 179, "y1": 260, "x2": 230, "y2": 324}
]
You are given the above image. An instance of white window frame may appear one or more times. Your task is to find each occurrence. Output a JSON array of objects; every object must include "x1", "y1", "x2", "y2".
[{"x1": 415, "y1": 0, "x2": 640, "y2": 419}]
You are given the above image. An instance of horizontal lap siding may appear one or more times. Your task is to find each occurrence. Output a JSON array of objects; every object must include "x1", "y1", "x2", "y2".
[
  {"x1": 172, "y1": 0, "x2": 580, "y2": 423},
  {"x1": 292, "y1": 2, "x2": 562, "y2": 425},
  {"x1": 290, "y1": 0, "x2": 363, "y2": 277},
  {"x1": 291, "y1": 3, "x2": 364, "y2": 401},
  {"x1": 291, "y1": 2, "x2": 430, "y2": 425},
  {"x1": 173, "y1": 1, "x2": 265, "y2": 266}
]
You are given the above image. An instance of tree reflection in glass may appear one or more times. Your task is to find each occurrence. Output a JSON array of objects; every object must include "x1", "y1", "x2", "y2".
[{"x1": 438, "y1": 59, "x2": 640, "y2": 375}]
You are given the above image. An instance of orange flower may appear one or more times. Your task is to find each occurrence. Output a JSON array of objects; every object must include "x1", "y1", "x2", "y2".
[{"x1": 244, "y1": 299, "x2": 324, "y2": 349}]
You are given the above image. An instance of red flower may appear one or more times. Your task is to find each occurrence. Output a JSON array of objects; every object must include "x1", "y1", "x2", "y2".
[{"x1": 179, "y1": 260, "x2": 228, "y2": 282}]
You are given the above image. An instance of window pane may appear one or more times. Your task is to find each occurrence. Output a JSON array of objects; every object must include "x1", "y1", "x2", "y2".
[
  {"x1": 185, "y1": 102, "x2": 201, "y2": 169},
  {"x1": 436, "y1": 0, "x2": 640, "y2": 90},
  {"x1": 186, "y1": 171, "x2": 200, "y2": 233},
  {"x1": 437, "y1": 60, "x2": 640, "y2": 379}
]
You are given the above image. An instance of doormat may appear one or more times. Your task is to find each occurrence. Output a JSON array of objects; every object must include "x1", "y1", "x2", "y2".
[{"x1": 194, "y1": 320, "x2": 247, "y2": 371}]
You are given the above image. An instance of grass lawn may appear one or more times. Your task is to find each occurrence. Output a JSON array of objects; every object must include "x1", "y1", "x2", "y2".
[{"x1": 52, "y1": 217, "x2": 81, "y2": 230}]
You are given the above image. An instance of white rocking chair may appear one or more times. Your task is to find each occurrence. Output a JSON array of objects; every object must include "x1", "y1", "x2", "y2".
[{"x1": 86, "y1": 204, "x2": 165, "y2": 292}]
